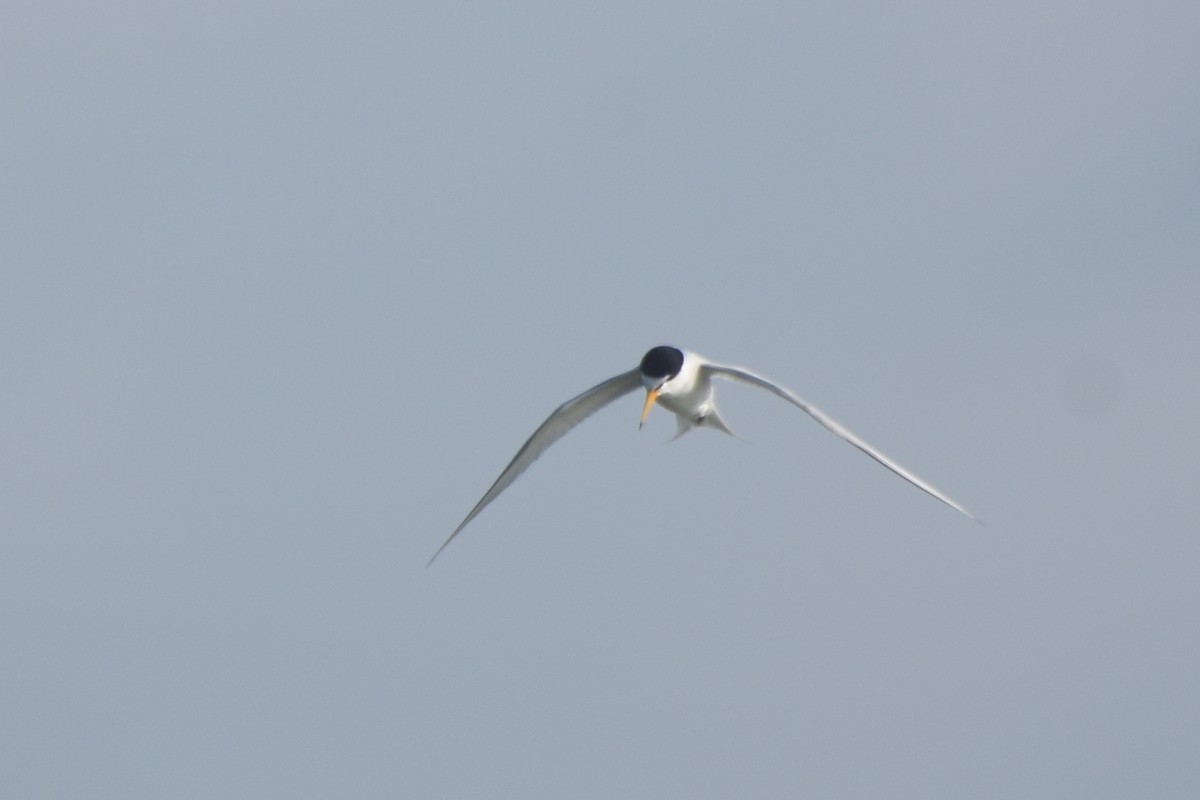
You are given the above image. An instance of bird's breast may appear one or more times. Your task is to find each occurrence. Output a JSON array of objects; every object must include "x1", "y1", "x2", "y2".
[{"x1": 657, "y1": 385, "x2": 713, "y2": 420}]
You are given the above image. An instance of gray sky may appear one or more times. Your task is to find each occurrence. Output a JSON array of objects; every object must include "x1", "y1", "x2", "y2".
[{"x1": 4, "y1": 2, "x2": 1198, "y2": 798}]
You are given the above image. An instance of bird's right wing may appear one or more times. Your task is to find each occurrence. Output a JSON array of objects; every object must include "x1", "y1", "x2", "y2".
[
  {"x1": 703, "y1": 362, "x2": 978, "y2": 522},
  {"x1": 428, "y1": 369, "x2": 643, "y2": 565}
]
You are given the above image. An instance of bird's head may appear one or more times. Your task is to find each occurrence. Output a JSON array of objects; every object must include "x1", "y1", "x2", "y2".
[{"x1": 638, "y1": 345, "x2": 684, "y2": 428}]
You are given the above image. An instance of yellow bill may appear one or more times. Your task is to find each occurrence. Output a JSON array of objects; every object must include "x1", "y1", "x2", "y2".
[{"x1": 639, "y1": 387, "x2": 660, "y2": 429}]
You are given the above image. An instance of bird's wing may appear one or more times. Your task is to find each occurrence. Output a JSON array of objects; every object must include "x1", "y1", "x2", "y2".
[
  {"x1": 428, "y1": 369, "x2": 643, "y2": 565},
  {"x1": 702, "y1": 362, "x2": 978, "y2": 521}
]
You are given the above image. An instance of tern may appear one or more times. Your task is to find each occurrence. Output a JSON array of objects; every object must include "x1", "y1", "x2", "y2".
[{"x1": 429, "y1": 345, "x2": 976, "y2": 565}]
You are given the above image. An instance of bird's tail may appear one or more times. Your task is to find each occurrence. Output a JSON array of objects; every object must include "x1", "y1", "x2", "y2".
[
  {"x1": 666, "y1": 408, "x2": 741, "y2": 443},
  {"x1": 668, "y1": 416, "x2": 695, "y2": 442},
  {"x1": 701, "y1": 408, "x2": 736, "y2": 437}
]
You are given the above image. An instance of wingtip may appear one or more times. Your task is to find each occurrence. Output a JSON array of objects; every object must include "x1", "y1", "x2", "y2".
[
  {"x1": 425, "y1": 535, "x2": 454, "y2": 568},
  {"x1": 427, "y1": 519, "x2": 472, "y2": 568},
  {"x1": 957, "y1": 506, "x2": 984, "y2": 527}
]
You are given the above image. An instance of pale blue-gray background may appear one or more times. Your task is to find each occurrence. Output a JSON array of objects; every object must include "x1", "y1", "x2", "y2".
[{"x1": 3, "y1": 3, "x2": 1198, "y2": 798}]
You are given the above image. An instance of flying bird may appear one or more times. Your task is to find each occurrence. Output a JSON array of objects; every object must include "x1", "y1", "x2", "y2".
[{"x1": 428, "y1": 345, "x2": 976, "y2": 565}]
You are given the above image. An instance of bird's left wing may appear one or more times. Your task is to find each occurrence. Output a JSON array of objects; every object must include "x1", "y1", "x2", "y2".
[
  {"x1": 702, "y1": 362, "x2": 978, "y2": 521},
  {"x1": 428, "y1": 369, "x2": 643, "y2": 565}
]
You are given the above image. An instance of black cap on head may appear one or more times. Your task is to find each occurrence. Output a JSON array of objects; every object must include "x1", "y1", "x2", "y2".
[{"x1": 640, "y1": 346, "x2": 684, "y2": 380}]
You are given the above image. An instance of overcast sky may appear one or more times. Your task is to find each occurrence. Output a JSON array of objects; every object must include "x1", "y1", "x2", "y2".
[{"x1": 3, "y1": 2, "x2": 1198, "y2": 798}]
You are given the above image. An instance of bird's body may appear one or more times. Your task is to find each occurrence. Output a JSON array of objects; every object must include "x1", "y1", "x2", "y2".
[
  {"x1": 428, "y1": 345, "x2": 976, "y2": 565},
  {"x1": 644, "y1": 350, "x2": 733, "y2": 438}
]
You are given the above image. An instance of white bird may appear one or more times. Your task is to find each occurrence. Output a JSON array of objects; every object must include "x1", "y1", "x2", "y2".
[{"x1": 428, "y1": 345, "x2": 976, "y2": 565}]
